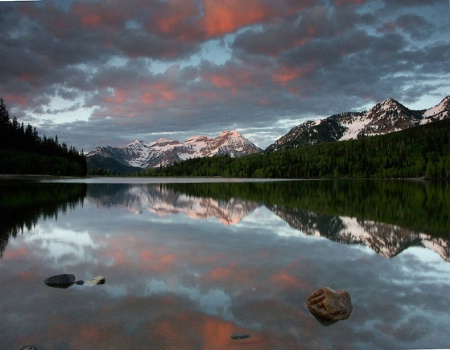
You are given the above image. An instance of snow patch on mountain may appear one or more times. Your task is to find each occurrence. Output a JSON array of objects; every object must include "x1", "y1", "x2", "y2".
[
  {"x1": 423, "y1": 96, "x2": 450, "y2": 120},
  {"x1": 340, "y1": 116, "x2": 371, "y2": 141},
  {"x1": 267, "y1": 96, "x2": 449, "y2": 152},
  {"x1": 87, "y1": 130, "x2": 261, "y2": 169}
]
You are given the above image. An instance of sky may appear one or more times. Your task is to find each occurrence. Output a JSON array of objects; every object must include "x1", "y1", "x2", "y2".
[{"x1": 0, "y1": 0, "x2": 448, "y2": 152}]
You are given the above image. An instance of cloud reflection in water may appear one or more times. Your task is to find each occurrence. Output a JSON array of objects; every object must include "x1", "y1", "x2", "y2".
[{"x1": 1, "y1": 182, "x2": 449, "y2": 349}]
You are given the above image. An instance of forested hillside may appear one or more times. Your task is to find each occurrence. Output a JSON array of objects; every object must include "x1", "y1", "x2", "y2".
[
  {"x1": 142, "y1": 119, "x2": 450, "y2": 180},
  {"x1": 0, "y1": 98, "x2": 87, "y2": 176}
]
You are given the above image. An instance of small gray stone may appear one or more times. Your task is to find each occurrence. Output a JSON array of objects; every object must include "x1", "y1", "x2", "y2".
[{"x1": 85, "y1": 275, "x2": 106, "y2": 286}]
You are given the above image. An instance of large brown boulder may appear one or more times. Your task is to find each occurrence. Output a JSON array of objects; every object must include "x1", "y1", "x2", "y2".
[{"x1": 306, "y1": 287, "x2": 353, "y2": 326}]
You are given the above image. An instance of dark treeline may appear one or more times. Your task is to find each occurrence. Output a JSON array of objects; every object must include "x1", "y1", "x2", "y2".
[
  {"x1": 0, "y1": 98, "x2": 87, "y2": 176},
  {"x1": 141, "y1": 119, "x2": 450, "y2": 180}
]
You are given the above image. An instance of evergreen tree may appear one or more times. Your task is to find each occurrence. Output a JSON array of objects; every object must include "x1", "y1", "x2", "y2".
[
  {"x1": 0, "y1": 98, "x2": 10, "y2": 126},
  {"x1": 0, "y1": 97, "x2": 87, "y2": 176}
]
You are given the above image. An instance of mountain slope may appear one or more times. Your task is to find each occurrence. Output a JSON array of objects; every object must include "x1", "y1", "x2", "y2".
[
  {"x1": 266, "y1": 96, "x2": 450, "y2": 152},
  {"x1": 87, "y1": 130, "x2": 261, "y2": 170},
  {"x1": 86, "y1": 154, "x2": 142, "y2": 175}
]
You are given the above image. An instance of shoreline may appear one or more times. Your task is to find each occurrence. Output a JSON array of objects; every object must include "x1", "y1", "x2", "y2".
[
  {"x1": 0, "y1": 173, "x2": 440, "y2": 182},
  {"x1": 0, "y1": 174, "x2": 89, "y2": 181}
]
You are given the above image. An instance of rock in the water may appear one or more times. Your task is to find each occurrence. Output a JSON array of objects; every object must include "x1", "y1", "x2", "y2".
[
  {"x1": 85, "y1": 275, "x2": 106, "y2": 286},
  {"x1": 306, "y1": 287, "x2": 353, "y2": 326},
  {"x1": 230, "y1": 333, "x2": 251, "y2": 340},
  {"x1": 43, "y1": 274, "x2": 76, "y2": 289}
]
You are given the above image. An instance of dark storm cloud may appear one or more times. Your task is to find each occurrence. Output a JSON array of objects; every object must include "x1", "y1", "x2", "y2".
[
  {"x1": 377, "y1": 13, "x2": 435, "y2": 40},
  {"x1": 383, "y1": 0, "x2": 443, "y2": 9},
  {"x1": 0, "y1": 0, "x2": 448, "y2": 151}
]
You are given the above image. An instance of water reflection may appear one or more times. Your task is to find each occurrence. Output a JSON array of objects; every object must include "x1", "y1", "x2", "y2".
[
  {"x1": 1, "y1": 179, "x2": 449, "y2": 349},
  {"x1": 269, "y1": 205, "x2": 449, "y2": 261},
  {"x1": 1, "y1": 180, "x2": 449, "y2": 261},
  {"x1": 0, "y1": 181, "x2": 86, "y2": 257},
  {"x1": 87, "y1": 183, "x2": 259, "y2": 225},
  {"x1": 84, "y1": 181, "x2": 449, "y2": 261}
]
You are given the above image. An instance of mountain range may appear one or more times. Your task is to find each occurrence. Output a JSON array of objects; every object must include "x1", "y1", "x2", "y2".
[
  {"x1": 87, "y1": 96, "x2": 449, "y2": 172},
  {"x1": 266, "y1": 95, "x2": 449, "y2": 151},
  {"x1": 87, "y1": 130, "x2": 261, "y2": 172}
]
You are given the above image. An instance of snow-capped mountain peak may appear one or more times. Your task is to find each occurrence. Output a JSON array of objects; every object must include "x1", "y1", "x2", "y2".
[
  {"x1": 266, "y1": 96, "x2": 449, "y2": 152},
  {"x1": 424, "y1": 96, "x2": 450, "y2": 119},
  {"x1": 87, "y1": 130, "x2": 262, "y2": 169},
  {"x1": 219, "y1": 130, "x2": 239, "y2": 138},
  {"x1": 377, "y1": 98, "x2": 403, "y2": 110},
  {"x1": 127, "y1": 139, "x2": 144, "y2": 146},
  {"x1": 152, "y1": 137, "x2": 174, "y2": 144}
]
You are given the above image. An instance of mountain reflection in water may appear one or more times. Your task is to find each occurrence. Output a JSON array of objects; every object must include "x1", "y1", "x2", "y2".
[
  {"x1": 0, "y1": 179, "x2": 449, "y2": 349},
  {"x1": 85, "y1": 182, "x2": 449, "y2": 261}
]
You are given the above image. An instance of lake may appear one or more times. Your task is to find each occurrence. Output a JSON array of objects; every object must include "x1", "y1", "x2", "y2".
[{"x1": 1, "y1": 178, "x2": 449, "y2": 350}]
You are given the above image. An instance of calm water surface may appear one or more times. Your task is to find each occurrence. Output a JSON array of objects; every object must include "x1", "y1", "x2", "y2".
[{"x1": 0, "y1": 178, "x2": 449, "y2": 350}]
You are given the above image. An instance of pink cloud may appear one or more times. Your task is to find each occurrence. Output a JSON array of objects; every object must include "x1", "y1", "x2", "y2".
[
  {"x1": 104, "y1": 89, "x2": 128, "y2": 105},
  {"x1": 152, "y1": 0, "x2": 200, "y2": 41},
  {"x1": 203, "y1": 64, "x2": 258, "y2": 94},
  {"x1": 3, "y1": 94, "x2": 29, "y2": 106},
  {"x1": 140, "y1": 249, "x2": 154, "y2": 263},
  {"x1": 138, "y1": 82, "x2": 178, "y2": 106},
  {"x1": 201, "y1": 0, "x2": 273, "y2": 37},
  {"x1": 81, "y1": 13, "x2": 101, "y2": 29},
  {"x1": 271, "y1": 64, "x2": 314, "y2": 86},
  {"x1": 208, "y1": 74, "x2": 237, "y2": 93},
  {"x1": 143, "y1": 0, "x2": 307, "y2": 44},
  {"x1": 72, "y1": 2, "x2": 127, "y2": 30},
  {"x1": 155, "y1": 82, "x2": 177, "y2": 101},
  {"x1": 140, "y1": 92, "x2": 155, "y2": 105}
]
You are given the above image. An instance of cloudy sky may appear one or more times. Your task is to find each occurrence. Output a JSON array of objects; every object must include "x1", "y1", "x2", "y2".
[{"x1": 1, "y1": 0, "x2": 448, "y2": 152}]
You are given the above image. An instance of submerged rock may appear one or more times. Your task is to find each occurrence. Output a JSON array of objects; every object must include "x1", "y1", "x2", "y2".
[
  {"x1": 43, "y1": 274, "x2": 76, "y2": 289},
  {"x1": 230, "y1": 333, "x2": 251, "y2": 340},
  {"x1": 306, "y1": 287, "x2": 353, "y2": 326}
]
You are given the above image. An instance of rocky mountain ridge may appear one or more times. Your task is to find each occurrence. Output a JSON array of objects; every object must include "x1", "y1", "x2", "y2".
[
  {"x1": 87, "y1": 130, "x2": 262, "y2": 170},
  {"x1": 266, "y1": 96, "x2": 449, "y2": 152},
  {"x1": 87, "y1": 96, "x2": 449, "y2": 172}
]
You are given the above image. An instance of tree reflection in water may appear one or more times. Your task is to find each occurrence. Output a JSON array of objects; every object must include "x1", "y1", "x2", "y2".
[{"x1": 0, "y1": 178, "x2": 449, "y2": 349}]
